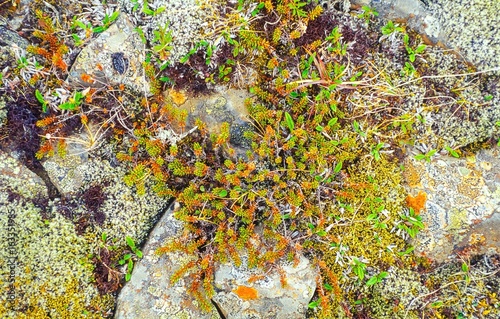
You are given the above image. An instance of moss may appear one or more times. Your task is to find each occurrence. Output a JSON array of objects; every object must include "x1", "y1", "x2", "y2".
[
  {"x1": 0, "y1": 191, "x2": 114, "y2": 318},
  {"x1": 311, "y1": 157, "x2": 415, "y2": 315}
]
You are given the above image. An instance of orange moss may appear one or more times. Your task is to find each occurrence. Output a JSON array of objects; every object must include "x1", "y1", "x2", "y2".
[
  {"x1": 233, "y1": 285, "x2": 258, "y2": 300},
  {"x1": 168, "y1": 89, "x2": 187, "y2": 106},
  {"x1": 405, "y1": 191, "x2": 427, "y2": 214}
]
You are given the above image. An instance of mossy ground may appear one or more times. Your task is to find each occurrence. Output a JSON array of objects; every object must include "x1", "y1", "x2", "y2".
[{"x1": 1, "y1": 0, "x2": 500, "y2": 317}]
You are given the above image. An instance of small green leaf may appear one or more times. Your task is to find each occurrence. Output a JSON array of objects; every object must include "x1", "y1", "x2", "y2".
[
  {"x1": 415, "y1": 44, "x2": 426, "y2": 54},
  {"x1": 414, "y1": 154, "x2": 426, "y2": 161},
  {"x1": 316, "y1": 230, "x2": 327, "y2": 237},
  {"x1": 155, "y1": 6, "x2": 166, "y2": 15},
  {"x1": 334, "y1": 161, "x2": 343, "y2": 173},
  {"x1": 444, "y1": 145, "x2": 459, "y2": 158},
  {"x1": 135, "y1": 249, "x2": 143, "y2": 259},
  {"x1": 398, "y1": 246, "x2": 415, "y2": 256},
  {"x1": 284, "y1": 112, "x2": 295, "y2": 131},
  {"x1": 308, "y1": 300, "x2": 320, "y2": 309},
  {"x1": 366, "y1": 276, "x2": 378, "y2": 286},
  {"x1": 109, "y1": 11, "x2": 120, "y2": 22},
  {"x1": 125, "y1": 273, "x2": 132, "y2": 281},
  {"x1": 484, "y1": 94, "x2": 493, "y2": 101},
  {"x1": 93, "y1": 26, "x2": 105, "y2": 33},
  {"x1": 35, "y1": 89, "x2": 48, "y2": 112},
  {"x1": 59, "y1": 102, "x2": 78, "y2": 111},
  {"x1": 219, "y1": 189, "x2": 228, "y2": 197},
  {"x1": 126, "y1": 236, "x2": 136, "y2": 249},
  {"x1": 461, "y1": 262, "x2": 469, "y2": 272},
  {"x1": 328, "y1": 117, "x2": 338, "y2": 127},
  {"x1": 316, "y1": 125, "x2": 324, "y2": 132}
]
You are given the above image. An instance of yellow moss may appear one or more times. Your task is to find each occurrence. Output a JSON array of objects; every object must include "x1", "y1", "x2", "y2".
[
  {"x1": 402, "y1": 158, "x2": 422, "y2": 187},
  {"x1": 311, "y1": 157, "x2": 413, "y2": 317}
]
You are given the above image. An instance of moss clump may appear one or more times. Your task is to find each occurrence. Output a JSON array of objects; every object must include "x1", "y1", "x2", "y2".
[
  {"x1": 0, "y1": 190, "x2": 114, "y2": 318},
  {"x1": 311, "y1": 157, "x2": 413, "y2": 317}
]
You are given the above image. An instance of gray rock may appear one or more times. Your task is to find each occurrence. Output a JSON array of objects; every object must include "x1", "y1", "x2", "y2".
[
  {"x1": 351, "y1": 0, "x2": 500, "y2": 73},
  {"x1": 67, "y1": 13, "x2": 149, "y2": 93},
  {"x1": 212, "y1": 254, "x2": 317, "y2": 319},
  {"x1": 402, "y1": 146, "x2": 500, "y2": 262},
  {"x1": 114, "y1": 201, "x2": 219, "y2": 319}
]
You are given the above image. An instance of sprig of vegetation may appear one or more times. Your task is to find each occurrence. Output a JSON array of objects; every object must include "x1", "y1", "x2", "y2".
[
  {"x1": 381, "y1": 20, "x2": 404, "y2": 36},
  {"x1": 93, "y1": 11, "x2": 120, "y2": 33},
  {"x1": 414, "y1": 149, "x2": 437, "y2": 162},
  {"x1": 118, "y1": 236, "x2": 143, "y2": 281},
  {"x1": 397, "y1": 208, "x2": 425, "y2": 238},
  {"x1": 357, "y1": 6, "x2": 379, "y2": 24}
]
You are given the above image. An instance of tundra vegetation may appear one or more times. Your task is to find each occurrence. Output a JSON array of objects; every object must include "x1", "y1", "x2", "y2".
[{"x1": 1, "y1": 0, "x2": 499, "y2": 318}]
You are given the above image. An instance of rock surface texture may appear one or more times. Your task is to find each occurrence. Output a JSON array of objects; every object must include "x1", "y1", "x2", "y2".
[
  {"x1": 213, "y1": 254, "x2": 317, "y2": 319},
  {"x1": 67, "y1": 13, "x2": 148, "y2": 93},
  {"x1": 352, "y1": 0, "x2": 500, "y2": 73},
  {"x1": 404, "y1": 146, "x2": 500, "y2": 262}
]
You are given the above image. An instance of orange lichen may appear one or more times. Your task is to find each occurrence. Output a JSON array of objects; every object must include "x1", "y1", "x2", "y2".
[
  {"x1": 81, "y1": 73, "x2": 95, "y2": 84},
  {"x1": 405, "y1": 191, "x2": 427, "y2": 214},
  {"x1": 233, "y1": 285, "x2": 258, "y2": 300}
]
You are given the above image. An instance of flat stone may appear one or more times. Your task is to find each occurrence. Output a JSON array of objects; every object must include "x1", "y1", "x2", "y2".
[
  {"x1": 114, "y1": 201, "x2": 219, "y2": 319},
  {"x1": 212, "y1": 254, "x2": 317, "y2": 319},
  {"x1": 403, "y1": 146, "x2": 500, "y2": 262},
  {"x1": 67, "y1": 13, "x2": 148, "y2": 93}
]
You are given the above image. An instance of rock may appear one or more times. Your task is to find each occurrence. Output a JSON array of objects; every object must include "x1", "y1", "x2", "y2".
[
  {"x1": 114, "y1": 200, "x2": 317, "y2": 319},
  {"x1": 181, "y1": 88, "x2": 255, "y2": 152},
  {"x1": 43, "y1": 151, "x2": 165, "y2": 244},
  {"x1": 117, "y1": 0, "x2": 213, "y2": 64},
  {"x1": 351, "y1": 0, "x2": 500, "y2": 73},
  {"x1": 67, "y1": 13, "x2": 148, "y2": 93},
  {"x1": 402, "y1": 146, "x2": 500, "y2": 262},
  {"x1": 212, "y1": 254, "x2": 317, "y2": 319},
  {"x1": 0, "y1": 21, "x2": 30, "y2": 83},
  {"x1": 114, "y1": 201, "x2": 219, "y2": 319},
  {"x1": 0, "y1": 0, "x2": 32, "y2": 31},
  {"x1": 181, "y1": 88, "x2": 252, "y2": 133}
]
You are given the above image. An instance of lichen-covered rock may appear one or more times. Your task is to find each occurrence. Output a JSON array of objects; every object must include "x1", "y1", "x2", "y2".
[
  {"x1": 67, "y1": 13, "x2": 148, "y2": 93},
  {"x1": 425, "y1": 0, "x2": 500, "y2": 73},
  {"x1": 114, "y1": 201, "x2": 219, "y2": 319},
  {"x1": 117, "y1": 0, "x2": 213, "y2": 64},
  {"x1": 43, "y1": 151, "x2": 165, "y2": 245},
  {"x1": 212, "y1": 254, "x2": 317, "y2": 319},
  {"x1": 403, "y1": 145, "x2": 500, "y2": 262}
]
